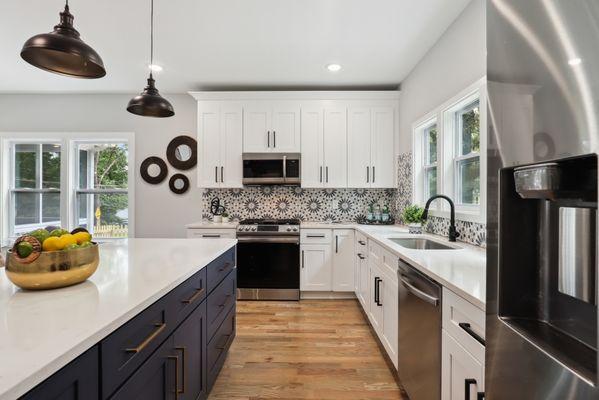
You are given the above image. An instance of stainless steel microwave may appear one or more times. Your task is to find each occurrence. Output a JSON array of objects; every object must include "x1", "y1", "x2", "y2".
[{"x1": 242, "y1": 153, "x2": 300, "y2": 185}]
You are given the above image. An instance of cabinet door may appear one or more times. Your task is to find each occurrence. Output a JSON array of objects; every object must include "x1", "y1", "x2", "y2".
[
  {"x1": 332, "y1": 229, "x2": 354, "y2": 291},
  {"x1": 271, "y1": 104, "x2": 300, "y2": 152},
  {"x1": 300, "y1": 108, "x2": 324, "y2": 188},
  {"x1": 370, "y1": 107, "x2": 395, "y2": 188},
  {"x1": 243, "y1": 104, "x2": 270, "y2": 152},
  {"x1": 323, "y1": 108, "x2": 347, "y2": 187},
  {"x1": 197, "y1": 104, "x2": 221, "y2": 188},
  {"x1": 358, "y1": 253, "x2": 370, "y2": 311},
  {"x1": 347, "y1": 108, "x2": 372, "y2": 188},
  {"x1": 220, "y1": 105, "x2": 243, "y2": 188},
  {"x1": 173, "y1": 302, "x2": 207, "y2": 400},
  {"x1": 21, "y1": 346, "x2": 99, "y2": 400},
  {"x1": 381, "y1": 276, "x2": 399, "y2": 369},
  {"x1": 300, "y1": 244, "x2": 332, "y2": 291},
  {"x1": 368, "y1": 265, "x2": 384, "y2": 333},
  {"x1": 442, "y1": 330, "x2": 484, "y2": 400},
  {"x1": 111, "y1": 336, "x2": 177, "y2": 400}
]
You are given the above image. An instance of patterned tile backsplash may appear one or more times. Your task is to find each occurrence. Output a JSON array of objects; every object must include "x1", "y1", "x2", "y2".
[
  {"x1": 202, "y1": 187, "x2": 396, "y2": 223},
  {"x1": 395, "y1": 152, "x2": 487, "y2": 247}
]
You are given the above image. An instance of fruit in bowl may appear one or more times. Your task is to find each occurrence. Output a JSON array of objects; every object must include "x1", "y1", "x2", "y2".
[{"x1": 5, "y1": 226, "x2": 99, "y2": 290}]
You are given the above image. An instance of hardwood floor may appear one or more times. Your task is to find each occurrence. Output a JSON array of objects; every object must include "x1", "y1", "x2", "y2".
[{"x1": 209, "y1": 299, "x2": 407, "y2": 400}]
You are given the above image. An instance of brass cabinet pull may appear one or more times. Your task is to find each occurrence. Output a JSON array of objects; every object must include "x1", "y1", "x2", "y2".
[
  {"x1": 216, "y1": 333, "x2": 232, "y2": 350},
  {"x1": 218, "y1": 262, "x2": 230, "y2": 272},
  {"x1": 125, "y1": 322, "x2": 166, "y2": 353},
  {"x1": 175, "y1": 347, "x2": 186, "y2": 394},
  {"x1": 181, "y1": 288, "x2": 205, "y2": 304},
  {"x1": 218, "y1": 294, "x2": 232, "y2": 308},
  {"x1": 167, "y1": 355, "x2": 180, "y2": 400}
]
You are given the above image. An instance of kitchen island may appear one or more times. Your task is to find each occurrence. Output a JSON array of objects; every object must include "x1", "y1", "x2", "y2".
[{"x1": 0, "y1": 238, "x2": 237, "y2": 400}]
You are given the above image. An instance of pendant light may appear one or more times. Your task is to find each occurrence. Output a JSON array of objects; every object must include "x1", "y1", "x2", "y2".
[
  {"x1": 20, "y1": 0, "x2": 106, "y2": 79},
  {"x1": 127, "y1": 0, "x2": 174, "y2": 118}
]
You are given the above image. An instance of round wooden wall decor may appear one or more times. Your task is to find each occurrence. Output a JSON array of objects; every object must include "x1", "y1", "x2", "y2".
[
  {"x1": 140, "y1": 156, "x2": 168, "y2": 184},
  {"x1": 169, "y1": 174, "x2": 190, "y2": 194},
  {"x1": 167, "y1": 135, "x2": 197, "y2": 170}
]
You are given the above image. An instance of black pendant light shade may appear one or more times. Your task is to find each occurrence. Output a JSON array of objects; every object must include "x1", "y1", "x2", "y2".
[
  {"x1": 20, "y1": 3, "x2": 106, "y2": 79},
  {"x1": 127, "y1": 0, "x2": 174, "y2": 118},
  {"x1": 127, "y1": 75, "x2": 174, "y2": 118}
]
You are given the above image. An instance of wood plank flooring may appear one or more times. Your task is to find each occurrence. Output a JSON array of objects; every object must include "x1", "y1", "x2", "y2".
[{"x1": 209, "y1": 299, "x2": 407, "y2": 400}]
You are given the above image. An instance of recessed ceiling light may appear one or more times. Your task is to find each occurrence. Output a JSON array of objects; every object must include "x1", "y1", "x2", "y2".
[
  {"x1": 148, "y1": 64, "x2": 163, "y2": 72},
  {"x1": 568, "y1": 57, "x2": 582, "y2": 66},
  {"x1": 326, "y1": 63, "x2": 342, "y2": 72}
]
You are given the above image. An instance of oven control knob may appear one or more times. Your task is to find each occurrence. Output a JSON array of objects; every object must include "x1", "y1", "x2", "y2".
[
  {"x1": 292, "y1": 227, "x2": 298, "y2": 232},
  {"x1": 245, "y1": 227, "x2": 251, "y2": 231},
  {"x1": 286, "y1": 227, "x2": 291, "y2": 232},
  {"x1": 251, "y1": 227, "x2": 257, "y2": 231}
]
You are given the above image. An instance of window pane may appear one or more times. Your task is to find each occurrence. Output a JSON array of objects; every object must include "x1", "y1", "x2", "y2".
[
  {"x1": 425, "y1": 125, "x2": 438, "y2": 164},
  {"x1": 76, "y1": 193, "x2": 128, "y2": 238},
  {"x1": 14, "y1": 192, "x2": 39, "y2": 226},
  {"x1": 15, "y1": 144, "x2": 37, "y2": 189},
  {"x1": 42, "y1": 144, "x2": 61, "y2": 189},
  {"x1": 425, "y1": 167, "x2": 437, "y2": 199},
  {"x1": 458, "y1": 157, "x2": 480, "y2": 205},
  {"x1": 42, "y1": 192, "x2": 61, "y2": 223},
  {"x1": 459, "y1": 101, "x2": 480, "y2": 156},
  {"x1": 78, "y1": 143, "x2": 129, "y2": 189}
]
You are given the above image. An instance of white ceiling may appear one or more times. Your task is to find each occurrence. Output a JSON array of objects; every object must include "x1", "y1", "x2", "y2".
[{"x1": 0, "y1": 0, "x2": 471, "y2": 94}]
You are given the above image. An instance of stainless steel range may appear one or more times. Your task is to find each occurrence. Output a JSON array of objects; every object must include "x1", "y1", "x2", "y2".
[{"x1": 236, "y1": 219, "x2": 300, "y2": 300}]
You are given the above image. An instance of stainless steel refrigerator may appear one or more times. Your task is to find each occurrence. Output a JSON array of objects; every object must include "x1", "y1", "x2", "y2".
[{"x1": 487, "y1": 0, "x2": 599, "y2": 398}]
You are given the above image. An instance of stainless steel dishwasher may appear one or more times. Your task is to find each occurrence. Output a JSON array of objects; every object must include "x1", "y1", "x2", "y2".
[{"x1": 397, "y1": 258, "x2": 442, "y2": 400}]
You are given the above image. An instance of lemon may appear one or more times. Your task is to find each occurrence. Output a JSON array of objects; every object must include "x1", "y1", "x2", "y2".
[
  {"x1": 59, "y1": 234, "x2": 77, "y2": 248},
  {"x1": 72, "y1": 231, "x2": 92, "y2": 245},
  {"x1": 42, "y1": 236, "x2": 63, "y2": 251}
]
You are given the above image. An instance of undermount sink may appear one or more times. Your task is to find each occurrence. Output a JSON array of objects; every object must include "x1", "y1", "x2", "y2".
[{"x1": 389, "y1": 238, "x2": 458, "y2": 250}]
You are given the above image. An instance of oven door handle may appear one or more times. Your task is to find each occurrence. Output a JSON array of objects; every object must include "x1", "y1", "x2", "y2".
[{"x1": 237, "y1": 236, "x2": 300, "y2": 244}]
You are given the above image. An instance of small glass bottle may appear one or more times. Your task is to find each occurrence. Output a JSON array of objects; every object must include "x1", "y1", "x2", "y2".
[
  {"x1": 374, "y1": 203, "x2": 381, "y2": 222},
  {"x1": 382, "y1": 204, "x2": 390, "y2": 222}
]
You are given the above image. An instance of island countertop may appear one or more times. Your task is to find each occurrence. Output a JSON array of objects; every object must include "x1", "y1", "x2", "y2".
[{"x1": 0, "y1": 238, "x2": 237, "y2": 400}]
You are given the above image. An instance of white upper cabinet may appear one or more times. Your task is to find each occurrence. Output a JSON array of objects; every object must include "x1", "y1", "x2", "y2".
[
  {"x1": 243, "y1": 102, "x2": 300, "y2": 153},
  {"x1": 197, "y1": 102, "x2": 243, "y2": 188},
  {"x1": 301, "y1": 106, "x2": 347, "y2": 188},
  {"x1": 348, "y1": 106, "x2": 395, "y2": 188}
]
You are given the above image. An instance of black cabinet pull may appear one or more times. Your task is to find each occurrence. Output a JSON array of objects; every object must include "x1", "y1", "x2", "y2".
[
  {"x1": 273, "y1": 131, "x2": 276, "y2": 147},
  {"x1": 358, "y1": 240, "x2": 366, "y2": 245},
  {"x1": 459, "y1": 322, "x2": 486, "y2": 346},
  {"x1": 357, "y1": 253, "x2": 365, "y2": 260},
  {"x1": 374, "y1": 277, "x2": 382, "y2": 306},
  {"x1": 465, "y1": 378, "x2": 476, "y2": 400},
  {"x1": 306, "y1": 234, "x2": 325, "y2": 238},
  {"x1": 366, "y1": 166, "x2": 369, "y2": 183},
  {"x1": 301, "y1": 250, "x2": 305, "y2": 269},
  {"x1": 215, "y1": 166, "x2": 218, "y2": 183},
  {"x1": 372, "y1": 166, "x2": 376, "y2": 182},
  {"x1": 335, "y1": 235, "x2": 338, "y2": 253},
  {"x1": 320, "y1": 166, "x2": 323, "y2": 183},
  {"x1": 326, "y1": 166, "x2": 329, "y2": 183},
  {"x1": 221, "y1": 166, "x2": 224, "y2": 182},
  {"x1": 477, "y1": 392, "x2": 485, "y2": 400},
  {"x1": 267, "y1": 131, "x2": 270, "y2": 147}
]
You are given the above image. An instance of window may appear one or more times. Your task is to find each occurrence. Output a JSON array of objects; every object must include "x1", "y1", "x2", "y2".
[
  {"x1": 423, "y1": 123, "x2": 438, "y2": 199},
  {"x1": 412, "y1": 78, "x2": 486, "y2": 222},
  {"x1": 75, "y1": 143, "x2": 129, "y2": 238},
  {"x1": 1, "y1": 133, "x2": 134, "y2": 244},
  {"x1": 453, "y1": 100, "x2": 480, "y2": 205},
  {"x1": 10, "y1": 143, "x2": 62, "y2": 235}
]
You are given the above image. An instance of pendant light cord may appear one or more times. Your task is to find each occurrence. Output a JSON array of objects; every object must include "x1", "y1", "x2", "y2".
[{"x1": 149, "y1": 0, "x2": 154, "y2": 79}]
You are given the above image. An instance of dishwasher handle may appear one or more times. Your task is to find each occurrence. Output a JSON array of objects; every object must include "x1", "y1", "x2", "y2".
[{"x1": 399, "y1": 275, "x2": 439, "y2": 306}]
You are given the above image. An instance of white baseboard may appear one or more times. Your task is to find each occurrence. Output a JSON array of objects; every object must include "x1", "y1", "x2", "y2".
[{"x1": 300, "y1": 291, "x2": 357, "y2": 300}]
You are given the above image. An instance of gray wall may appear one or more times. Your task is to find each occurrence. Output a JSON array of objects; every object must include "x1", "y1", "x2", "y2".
[
  {"x1": 0, "y1": 94, "x2": 201, "y2": 238},
  {"x1": 398, "y1": 0, "x2": 485, "y2": 151}
]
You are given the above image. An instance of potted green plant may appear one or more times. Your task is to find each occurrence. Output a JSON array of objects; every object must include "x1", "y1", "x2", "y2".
[
  {"x1": 402, "y1": 204, "x2": 426, "y2": 234},
  {"x1": 221, "y1": 212, "x2": 230, "y2": 223}
]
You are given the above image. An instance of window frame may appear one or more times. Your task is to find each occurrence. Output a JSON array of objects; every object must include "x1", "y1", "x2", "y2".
[
  {"x1": 412, "y1": 115, "x2": 438, "y2": 209},
  {"x1": 0, "y1": 132, "x2": 135, "y2": 246},
  {"x1": 412, "y1": 77, "x2": 487, "y2": 223}
]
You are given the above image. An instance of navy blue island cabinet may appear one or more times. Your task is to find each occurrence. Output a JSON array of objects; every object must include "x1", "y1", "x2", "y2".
[{"x1": 20, "y1": 247, "x2": 236, "y2": 400}]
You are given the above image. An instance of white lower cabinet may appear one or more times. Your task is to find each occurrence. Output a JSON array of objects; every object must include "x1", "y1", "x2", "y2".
[
  {"x1": 300, "y1": 229, "x2": 355, "y2": 293},
  {"x1": 354, "y1": 232, "x2": 368, "y2": 308},
  {"x1": 300, "y1": 244, "x2": 332, "y2": 291},
  {"x1": 368, "y1": 263, "x2": 384, "y2": 333},
  {"x1": 442, "y1": 330, "x2": 484, "y2": 400}
]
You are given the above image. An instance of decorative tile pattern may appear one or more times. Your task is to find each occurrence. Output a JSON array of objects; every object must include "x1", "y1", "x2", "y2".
[
  {"x1": 396, "y1": 151, "x2": 487, "y2": 247},
  {"x1": 202, "y1": 187, "x2": 396, "y2": 223}
]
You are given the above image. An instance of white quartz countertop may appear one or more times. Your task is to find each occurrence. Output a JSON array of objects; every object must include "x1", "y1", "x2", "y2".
[
  {"x1": 186, "y1": 221, "x2": 239, "y2": 229},
  {"x1": 0, "y1": 238, "x2": 237, "y2": 400},
  {"x1": 301, "y1": 222, "x2": 486, "y2": 309}
]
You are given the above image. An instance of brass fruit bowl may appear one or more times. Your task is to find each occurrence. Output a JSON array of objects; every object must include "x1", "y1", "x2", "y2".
[{"x1": 5, "y1": 243, "x2": 99, "y2": 290}]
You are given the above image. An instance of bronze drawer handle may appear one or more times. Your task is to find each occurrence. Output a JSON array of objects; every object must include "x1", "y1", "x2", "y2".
[
  {"x1": 175, "y1": 347, "x2": 186, "y2": 394},
  {"x1": 181, "y1": 288, "x2": 205, "y2": 304},
  {"x1": 218, "y1": 295, "x2": 232, "y2": 308},
  {"x1": 125, "y1": 322, "x2": 166, "y2": 353},
  {"x1": 167, "y1": 355, "x2": 180, "y2": 400},
  {"x1": 216, "y1": 333, "x2": 232, "y2": 350},
  {"x1": 218, "y1": 263, "x2": 230, "y2": 272}
]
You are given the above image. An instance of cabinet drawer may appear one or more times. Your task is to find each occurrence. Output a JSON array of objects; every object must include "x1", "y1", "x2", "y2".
[
  {"x1": 207, "y1": 248, "x2": 235, "y2": 294},
  {"x1": 368, "y1": 239, "x2": 383, "y2": 266},
  {"x1": 301, "y1": 229, "x2": 332, "y2": 244},
  {"x1": 355, "y1": 231, "x2": 368, "y2": 249},
  {"x1": 442, "y1": 288, "x2": 485, "y2": 362},
  {"x1": 187, "y1": 229, "x2": 236, "y2": 239},
  {"x1": 207, "y1": 270, "x2": 236, "y2": 339},
  {"x1": 381, "y1": 249, "x2": 398, "y2": 283},
  {"x1": 207, "y1": 306, "x2": 236, "y2": 391},
  {"x1": 170, "y1": 268, "x2": 207, "y2": 326},
  {"x1": 101, "y1": 294, "x2": 175, "y2": 398}
]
